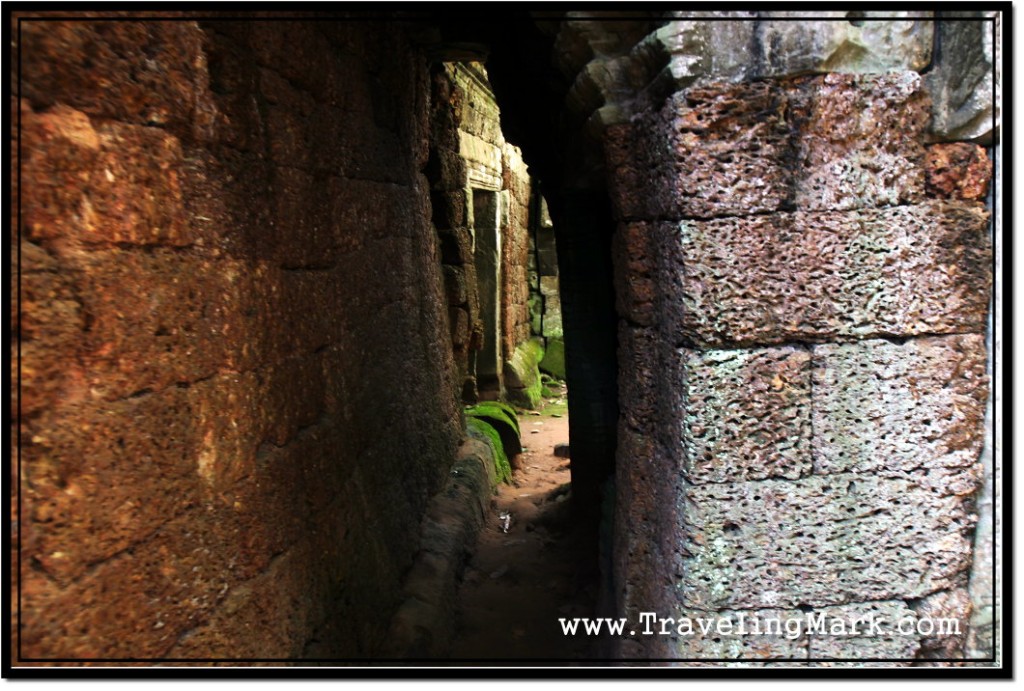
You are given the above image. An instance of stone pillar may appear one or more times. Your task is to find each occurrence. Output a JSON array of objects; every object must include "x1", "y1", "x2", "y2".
[{"x1": 606, "y1": 72, "x2": 991, "y2": 662}]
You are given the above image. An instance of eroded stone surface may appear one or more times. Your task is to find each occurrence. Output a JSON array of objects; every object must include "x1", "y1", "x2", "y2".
[
  {"x1": 791, "y1": 72, "x2": 929, "y2": 211},
  {"x1": 926, "y1": 143, "x2": 993, "y2": 200},
  {"x1": 912, "y1": 587, "x2": 972, "y2": 660},
  {"x1": 671, "y1": 201, "x2": 991, "y2": 346},
  {"x1": 669, "y1": 607, "x2": 809, "y2": 661},
  {"x1": 606, "y1": 73, "x2": 929, "y2": 221},
  {"x1": 17, "y1": 19, "x2": 463, "y2": 662},
  {"x1": 807, "y1": 601, "x2": 921, "y2": 662},
  {"x1": 679, "y1": 346, "x2": 812, "y2": 483},
  {"x1": 812, "y1": 336, "x2": 988, "y2": 476},
  {"x1": 680, "y1": 470, "x2": 978, "y2": 610}
]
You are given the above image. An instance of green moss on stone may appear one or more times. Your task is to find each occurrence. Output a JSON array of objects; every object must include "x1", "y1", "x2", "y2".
[
  {"x1": 504, "y1": 338, "x2": 545, "y2": 409},
  {"x1": 539, "y1": 337, "x2": 566, "y2": 379},
  {"x1": 466, "y1": 401, "x2": 520, "y2": 435},
  {"x1": 466, "y1": 417, "x2": 512, "y2": 484},
  {"x1": 465, "y1": 402, "x2": 522, "y2": 458}
]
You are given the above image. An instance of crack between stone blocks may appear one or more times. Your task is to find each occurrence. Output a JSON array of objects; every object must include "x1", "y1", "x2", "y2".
[
  {"x1": 674, "y1": 330, "x2": 985, "y2": 353},
  {"x1": 618, "y1": 197, "x2": 933, "y2": 227}
]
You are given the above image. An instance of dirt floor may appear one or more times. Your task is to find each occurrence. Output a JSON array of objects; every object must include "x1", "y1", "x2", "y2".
[{"x1": 450, "y1": 381, "x2": 597, "y2": 662}]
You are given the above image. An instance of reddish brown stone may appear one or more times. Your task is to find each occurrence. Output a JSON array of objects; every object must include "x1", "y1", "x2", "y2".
[
  {"x1": 21, "y1": 106, "x2": 191, "y2": 250},
  {"x1": 18, "y1": 19, "x2": 214, "y2": 143},
  {"x1": 926, "y1": 143, "x2": 993, "y2": 201},
  {"x1": 16, "y1": 18, "x2": 463, "y2": 663},
  {"x1": 606, "y1": 73, "x2": 930, "y2": 221},
  {"x1": 792, "y1": 72, "x2": 929, "y2": 211},
  {"x1": 612, "y1": 222, "x2": 659, "y2": 326}
]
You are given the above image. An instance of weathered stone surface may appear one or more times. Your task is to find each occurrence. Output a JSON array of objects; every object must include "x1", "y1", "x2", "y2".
[
  {"x1": 671, "y1": 201, "x2": 991, "y2": 347},
  {"x1": 812, "y1": 336, "x2": 988, "y2": 476},
  {"x1": 807, "y1": 601, "x2": 921, "y2": 662},
  {"x1": 554, "y1": 15, "x2": 934, "y2": 133},
  {"x1": 680, "y1": 470, "x2": 978, "y2": 610},
  {"x1": 618, "y1": 325, "x2": 661, "y2": 436},
  {"x1": 17, "y1": 241, "x2": 87, "y2": 418},
  {"x1": 664, "y1": 600, "x2": 920, "y2": 662},
  {"x1": 613, "y1": 426, "x2": 686, "y2": 659},
  {"x1": 896, "y1": 203, "x2": 993, "y2": 334},
  {"x1": 679, "y1": 346, "x2": 812, "y2": 483},
  {"x1": 442, "y1": 265, "x2": 468, "y2": 305},
  {"x1": 17, "y1": 19, "x2": 465, "y2": 663},
  {"x1": 384, "y1": 438, "x2": 496, "y2": 657},
  {"x1": 438, "y1": 226, "x2": 473, "y2": 265},
  {"x1": 504, "y1": 338, "x2": 545, "y2": 409},
  {"x1": 21, "y1": 105, "x2": 190, "y2": 249},
  {"x1": 912, "y1": 587, "x2": 972, "y2": 659},
  {"x1": 18, "y1": 19, "x2": 215, "y2": 143},
  {"x1": 791, "y1": 72, "x2": 929, "y2": 211},
  {"x1": 607, "y1": 73, "x2": 929, "y2": 221},
  {"x1": 756, "y1": 14, "x2": 934, "y2": 78},
  {"x1": 669, "y1": 607, "x2": 809, "y2": 661},
  {"x1": 926, "y1": 143, "x2": 993, "y2": 200},
  {"x1": 642, "y1": 80, "x2": 794, "y2": 219},
  {"x1": 612, "y1": 222, "x2": 659, "y2": 326},
  {"x1": 926, "y1": 15, "x2": 999, "y2": 143}
]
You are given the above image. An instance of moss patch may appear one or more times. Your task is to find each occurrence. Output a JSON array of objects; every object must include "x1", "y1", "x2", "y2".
[
  {"x1": 466, "y1": 401, "x2": 520, "y2": 435},
  {"x1": 466, "y1": 417, "x2": 512, "y2": 484},
  {"x1": 540, "y1": 337, "x2": 566, "y2": 379},
  {"x1": 465, "y1": 403, "x2": 521, "y2": 459},
  {"x1": 504, "y1": 338, "x2": 545, "y2": 409}
]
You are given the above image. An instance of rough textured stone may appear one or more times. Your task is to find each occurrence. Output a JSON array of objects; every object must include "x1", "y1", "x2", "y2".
[
  {"x1": 680, "y1": 470, "x2": 978, "y2": 610},
  {"x1": 18, "y1": 19, "x2": 216, "y2": 143},
  {"x1": 812, "y1": 336, "x2": 988, "y2": 476},
  {"x1": 16, "y1": 18, "x2": 463, "y2": 663},
  {"x1": 21, "y1": 106, "x2": 190, "y2": 249},
  {"x1": 612, "y1": 426, "x2": 685, "y2": 660},
  {"x1": 669, "y1": 607, "x2": 809, "y2": 661},
  {"x1": 671, "y1": 201, "x2": 991, "y2": 347},
  {"x1": 663, "y1": 600, "x2": 920, "y2": 662},
  {"x1": 679, "y1": 346, "x2": 812, "y2": 484},
  {"x1": 641, "y1": 80, "x2": 794, "y2": 219},
  {"x1": 926, "y1": 15, "x2": 999, "y2": 143},
  {"x1": 807, "y1": 601, "x2": 921, "y2": 662},
  {"x1": 912, "y1": 587, "x2": 972, "y2": 659},
  {"x1": 926, "y1": 143, "x2": 993, "y2": 200},
  {"x1": 607, "y1": 73, "x2": 929, "y2": 221},
  {"x1": 384, "y1": 438, "x2": 496, "y2": 657},
  {"x1": 612, "y1": 222, "x2": 659, "y2": 326},
  {"x1": 791, "y1": 72, "x2": 929, "y2": 211}
]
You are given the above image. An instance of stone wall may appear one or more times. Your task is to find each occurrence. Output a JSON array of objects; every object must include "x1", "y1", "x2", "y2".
[
  {"x1": 433, "y1": 62, "x2": 537, "y2": 406},
  {"x1": 606, "y1": 70, "x2": 992, "y2": 662},
  {"x1": 15, "y1": 17, "x2": 463, "y2": 660}
]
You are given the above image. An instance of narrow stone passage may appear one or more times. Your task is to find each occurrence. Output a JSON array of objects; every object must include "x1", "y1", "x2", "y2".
[{"x1": 450, "y1": 383, "x2": 597, "y2": 661}]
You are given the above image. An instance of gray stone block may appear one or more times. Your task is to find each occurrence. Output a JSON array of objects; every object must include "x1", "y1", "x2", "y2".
[
  {"x1": 680, "y1": 471, "x2": 978, "y2": 610},
  {"x1": 679, "y1": 346, "x2": 812, "y2": 483},
  {"x1": 812, "y1": 335, "x2": 988, "y2": 476},
  {"x1": 671, "y1": 201, "x2": 991, "y2": 347}
]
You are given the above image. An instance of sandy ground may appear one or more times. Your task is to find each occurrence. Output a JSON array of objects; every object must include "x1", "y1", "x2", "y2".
[{"x1": 450, "y1": 383, "x2": 597, "y2": 662}]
